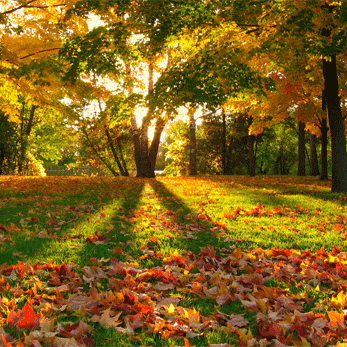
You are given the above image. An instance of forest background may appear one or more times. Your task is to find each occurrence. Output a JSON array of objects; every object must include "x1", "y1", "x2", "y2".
[{"x1": 1, "y1": 0, "x2": 347, "y2": 190}]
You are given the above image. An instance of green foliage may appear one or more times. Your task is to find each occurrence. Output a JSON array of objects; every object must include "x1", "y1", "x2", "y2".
[
  {"x1": 0, "y1": 112, "x2": 17, "y2": 175},
  {"x1": 256, "y1": 122, "x2": 298, "y2": 175},
  {"x1": 163, "y1": 120, "x2": 190, "y2": 176}
]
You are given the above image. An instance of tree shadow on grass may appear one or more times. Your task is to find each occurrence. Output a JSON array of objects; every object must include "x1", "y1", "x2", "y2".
[
  {"x1": 148, "y1": 179, "x2": 226, "y2": 255},
  {"x1": 4, "y1": 178, "x2": 146, "y2": 267},
  {"x1": 52, "y1": 178, "x2": 147, "y2": 266}
]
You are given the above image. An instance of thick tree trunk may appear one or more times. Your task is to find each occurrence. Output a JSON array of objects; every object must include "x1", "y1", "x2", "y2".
[
  {"x1": 149, "y1": 119, "x2": 165, "y2": 171},
  {"x1": 323, "y1": 54, "x2": 347, "y2": 192},
  {"x1": 139, "y1": 125, "x2": 154, "y2": 177},
  {"x1": 320, "y1": 117, "x2": 329, "y2": 181},
  {"x1": 297, "y1": 121, "x2": 306, "y2": 176},
  {"x1": 189, "y1": 106, "x2": 197, "y2": 176},
  {"x1": 309, "y1": 133, "x2": 320, "y2": 176},
  {"x1": 247, "y1": 116, "x2": 256, "y2": 177}
]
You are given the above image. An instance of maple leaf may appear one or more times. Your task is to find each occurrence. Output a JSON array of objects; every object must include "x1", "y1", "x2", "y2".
[
  {"x1": 236, "y1": 328, "x2": 254, "y2": 347},
  {"x1": 327, "y1": 311, "x2": 345, "y2": 329},
  {"x1": 7, "y1": 302, "x2": 40, "y2": 329},
  {"x1": 331, "y1": 292, "x2": 347, "y2": 309},
  {"x1": 90, "y1": 308, "x2": 122, "y2": 329}
]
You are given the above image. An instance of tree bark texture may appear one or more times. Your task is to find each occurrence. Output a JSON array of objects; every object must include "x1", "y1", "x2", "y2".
[
  {"x1": 82, "y1": 127, "x2": 117, "y2": 176},
  {"x1": 247, "y1": 116, "x2": 256, "y2": 177},
  {"x1": 309, "y1": 133, "x2": 320, "y2": 176},
  {"x1": 18, "y1": 104, "x2": 37, "y2": 174},
  {"x1": 189, "y1": 106, "x2": 197, "y2": 176},
  {"x1": 297, "y1": 121, "x2": 306, "y2": 176},
  {"x1": 322, "y1": 54, "x2": 347, "y2": 192},
  {"x1": 320, "y1": 117, "x2": 329, "y2": 180},
  {"x1": 104, "y1": 127, "x2": 128, "y2": 176},
  {"x1": 222, "y1": 111, "x2": 227, "y2": 174}
]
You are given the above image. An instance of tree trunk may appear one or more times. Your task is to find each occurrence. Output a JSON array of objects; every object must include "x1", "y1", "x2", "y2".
[
  {"x1": 135, "y1": 59, "x2": 156, "y2": 178},
  {"x1": 309, "y1": 133, "x2": 320, "y2": 176},
  {"x1": 247, "y1": 116, "x2": 256, "y2": 177},
  {"x1": 18, "y1": 104, "x2": 37, "y2": 174},
  {"x1": 189, "y1": 106, "x2": 197, "y2": 175},
  {"x1": 222, "y1": 111, "x2": 227, "y2": 174},
  {"x1": 139, "y1": 124, "x2": 154, "y2": 177},
  {"x1": 130, "y1": 114, "x2": 142, "y2": 176},
  {"x1": 82, "y1": 127, "x2": 117, "y2": 176},
  {"x1": 297, "y1": 121, "x2": 306, "y2": 176},
  {"x1": 320, "y1": 117, "x2": 329, "y2": 180},
  {"x1": 323, "y1": 54, "x2": 347, "y2": 192},
  {"x1": 149, "y1": 119, "x2": 165, "y2": 171},
  {"x1": 104, "y1": 127, "x2": 128, "y2": 176},
  {"x1": 26, "y1": 105, "x2": 37, "y2": 136},
  {"x1": 117, "y1": 141, "x2": 129, "y2": 176}
]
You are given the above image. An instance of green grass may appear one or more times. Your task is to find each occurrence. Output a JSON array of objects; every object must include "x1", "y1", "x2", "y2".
[{"x1": 0, "y1": 175, "x2": 346, "y2": 346}]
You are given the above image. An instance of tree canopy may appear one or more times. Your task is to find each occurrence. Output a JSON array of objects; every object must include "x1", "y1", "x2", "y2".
[{"x1": 1, "y1": 0, "x2": 347, "y2": 191}]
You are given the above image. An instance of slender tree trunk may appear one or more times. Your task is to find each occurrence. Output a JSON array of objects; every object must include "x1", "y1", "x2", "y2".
[
  {"x1": 222, "y1": 111, "x2": 227, "y2": 174},
  {"x1": 18, "y1": 104, "x2": 37, "y2": 174},
  {"x1": 130, "y1": 114, "x2": 141, "y2": 176},
  {"x1": 126, "y1": 64, "x2": 141, "y2": 176},
  {"x1": 104, "y1": 127, "x2": 128, "y2": 176},
  {"x1": 309, "y1": 133, "x2": 320, "y2": 176},
  {"x1": 320, "y1": 117, "x2": 329, "y2": 180},
  {"x1": 189, "y1": 106, "x2": 197, "y2": 175},
  {"x1": 117, "y1": 141, "x2": 129, "y2": 176},
  {"x1": 137, "y1": 58, "x2": 156, "y2": 178},
  {"x1": 26, "y1": 105, "x2": 37, "y2": 136},
  {"x1": 247, "y1": 116, "x2": 256, "y2": 177},
  {"x1": 297, "y1": 121, "x2": 306, "y2": 176},
  {"x1": 82, "y1": 127, "x2": 117, "y2": 176}
]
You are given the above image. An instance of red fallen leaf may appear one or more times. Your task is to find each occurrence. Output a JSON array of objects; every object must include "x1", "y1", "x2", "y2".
[
  {"x1": 30, "y1": 216, "x2": 39, "y2": 223},
  {"x1": 58, "y1": 263, "x2": 73, "y2": 277},
  {"x1": 259, "y1": 322, "x2": 285, "y2": 339},
  {"x1": 149, "y1": 236, "x2": 158, "y2": 243},
  {"x1": 112, "y1": 246, "x2": 123, "y2": 255},
  {"x1": 46, "y1": 218, "x2": 58, "y2": 226},
  {"x1": 7, "y1": 302, "x2": 40, "y2": 329},
  {"x1": 134, "y1": 303, "x2": 154, "y2": 315}
]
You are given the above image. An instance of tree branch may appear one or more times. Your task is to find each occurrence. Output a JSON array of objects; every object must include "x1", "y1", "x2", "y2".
[
  {"x1": 1, "y1": 1, "x2": 66, "y2": 15},
  {"x1": 20, "y1": 47, "x2": 61, "y2": 60}
]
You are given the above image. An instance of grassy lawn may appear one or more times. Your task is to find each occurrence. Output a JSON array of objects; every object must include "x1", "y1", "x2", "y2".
[{"x1": 0, "y1": 175, "x2": 346, "y2": 346}]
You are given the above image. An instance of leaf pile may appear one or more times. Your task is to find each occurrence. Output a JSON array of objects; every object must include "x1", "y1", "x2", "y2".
[{"x1": 1, "y1": 244, "x2": 347, "y2": 346}]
